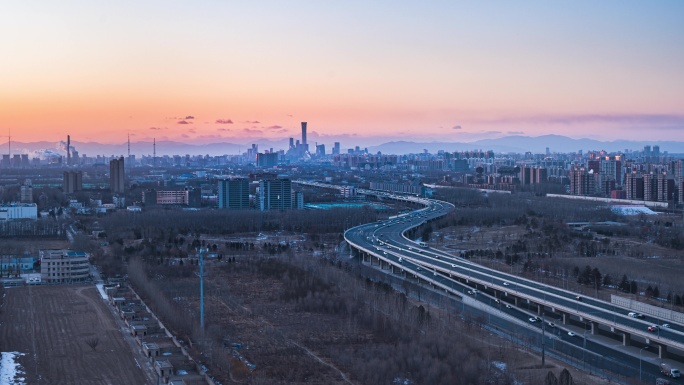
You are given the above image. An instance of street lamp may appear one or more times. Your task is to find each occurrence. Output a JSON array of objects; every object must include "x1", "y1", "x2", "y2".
[{"x1": 639, "y1": 346, "x2": 648, "y2": 382}]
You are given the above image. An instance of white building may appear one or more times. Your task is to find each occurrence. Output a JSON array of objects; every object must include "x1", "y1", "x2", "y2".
[{"x1": 0, "y1": 203, "x2": 38, "y2": 221}]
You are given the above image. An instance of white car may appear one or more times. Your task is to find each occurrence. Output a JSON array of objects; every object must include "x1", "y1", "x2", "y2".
[
  {"x1": 451, "y1": 264, "x2": 456, "y2": 268},
  {"x1": 505, "y1": 304, "x2": 512, "y2": 309},
  {"x1": 528, "y1": 318, "x2": 537, "y2": 323},
  {"x1": 663, "y1": 324, "x2": 671, "y2": 328},
  {"x1": 503, "y1": 282, "x2": 510, "y2": 286},
  {"x1": 567, "y1": 331, "x2": 577, "y2": 337},
  {"x1": 547, "y1": 322, "x2": 556, "y2": 328}
]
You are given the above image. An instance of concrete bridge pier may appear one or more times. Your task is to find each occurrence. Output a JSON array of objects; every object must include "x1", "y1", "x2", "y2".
[
  {"x1": 658, "y1": 344, "x2": 668, "y2": 359},
  {"x1": 622, "y1": 332, "x2": 631, "y2": 346}
]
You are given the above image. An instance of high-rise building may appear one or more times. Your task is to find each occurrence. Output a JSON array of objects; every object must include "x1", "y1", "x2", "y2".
[
  {"x1": 293, "y1": 191, "x2": 304, "y2": 209},
  {"x1": 259, "y1": 179, "x2": 292, "y2": 211},
  {"x1": 63, "y1": 171, "x2": 83, "y2": 193},
  {"x1": 569, "y1": 168, "x2": 595, "y2": 196},
  {"x1": 109, "y1": 156, "x2": 125, "y2": 194},
  {"x1": 624, "y1": 172, "x2": 644, "y2": 200},
  {"x1": 333, "y1": 142, "x2": 340, "y2": 155},
  {"x1": 20, "y1": 180, "x2": 33, "y2": 203},
  {"x1": 256, "y1": 152, "x2": 278, "y2": 167},
  {"x1": 301, "y1": 122, "x2": 307, "y2": 145},
  {"x1": 218, "y1": 178, "x2": 250, "y2": 209}
]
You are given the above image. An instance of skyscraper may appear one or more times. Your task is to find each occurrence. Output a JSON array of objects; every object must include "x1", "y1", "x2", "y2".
[
  {"x1": 218, "y1": 178, "x2": 250, "y2": 209},
  {"x1": 301, "y1": 122, "x2": 307, "y2": 146},
  {"x1": 109, "y1": 156, "x2": 125, "y2": 193}
]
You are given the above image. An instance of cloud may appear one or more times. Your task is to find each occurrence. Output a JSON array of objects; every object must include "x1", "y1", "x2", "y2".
[
  {"x1": 185, "y1": 115, "x2": 195, "y2": 120},
  {"x1": 149, "y1": 127, "x2": 166, "y2": 130},
  {"x1": 188, "y1": 129, "x2": 196, "y2": 133},
  {"x1": 242, "y1": 120, "x2": 260, "y2": 124},
  {"x1": 242, "y1": 128, "x2": 263, "y2": 135},
  {"x1": 452, "y1": 125, "x2": 462, "y2": 130},
  {"x1": 266, "y1": 125, "x2": 282, "y2": 129},
  {"x1": 215, "y1": 119, "x2": 234, "y2": 124},
  {"x1": 507, "y1": 131, "x2": 524, "y2": 135},
  {"x1": 286, "y1": 114, "x2": 293, "y2": 117},
  {"x1": 217, "y1": 128, "x2": 231, "y2": 132},
  {"x1": 181, "y1": 134, "x2": 189, "y2": 138},
  {"x1": 177, "y1": 120, "x2": 192, "y2": 125}
]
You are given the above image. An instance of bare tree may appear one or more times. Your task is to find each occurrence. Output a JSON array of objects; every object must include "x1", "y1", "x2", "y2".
[{"x1": 85, "y1": 336, "x2": 100, "y2": 351}]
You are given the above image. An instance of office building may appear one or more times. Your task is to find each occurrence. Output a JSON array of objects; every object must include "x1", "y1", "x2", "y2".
[
  {"x1": 218, "y1": 178, "x2": 250, "y2": 209},
  {"x1": 110, "y1": 156, "x2": 125, "y2": 194},
  {"x1": 333, "y1": 142, "x2": 340, "y2": 155},
  {"x1": 301, "y1": 122, "x2": 307, "y2": 146},
  {"x1": 259, "y1": 179, "x2": 292, "y2": 211},
  {"x1": 256, "y1": 152, "x2": 278, "y2": 168}
]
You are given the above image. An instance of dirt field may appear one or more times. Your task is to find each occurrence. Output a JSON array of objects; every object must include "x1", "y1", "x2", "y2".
[{"x1": 0, "y1": 285, "x2": 148, "y2": 385}]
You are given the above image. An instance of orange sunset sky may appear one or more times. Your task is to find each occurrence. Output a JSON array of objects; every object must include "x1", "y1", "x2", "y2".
[{"x1": 1, "y1": 1, "x2": 683, "y2": 146}]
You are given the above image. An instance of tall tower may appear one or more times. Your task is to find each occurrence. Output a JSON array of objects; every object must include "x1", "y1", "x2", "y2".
[
  {"x1": 153, "y1": 138, "x2": 156, "y2": 167},
  {"x1": 301, "y1": 122, "x2": 307, "y2": 146},
  {"x1": 67, "y1": 135, "x2": 71, "y2": 166}
]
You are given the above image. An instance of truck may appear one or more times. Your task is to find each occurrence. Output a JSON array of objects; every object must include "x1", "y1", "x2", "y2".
[{"x1": 660, "y1": 363, "x2": 681, "y2": 378}]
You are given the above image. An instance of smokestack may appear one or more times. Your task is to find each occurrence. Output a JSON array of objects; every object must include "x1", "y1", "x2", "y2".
[
  {"x1": 67, "y1": 135, "x2": 71, "y2": 166},
  {"x1": 301, "y1": 122, "x2": 307, "y2": 145}
]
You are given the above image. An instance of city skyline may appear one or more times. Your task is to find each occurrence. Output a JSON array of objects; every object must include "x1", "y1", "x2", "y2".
[{"x1": 1, "y1": 2, "x2": 683, "y2": 145}]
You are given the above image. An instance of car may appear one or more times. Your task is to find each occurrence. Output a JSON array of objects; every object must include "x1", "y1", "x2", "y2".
[
  {"x1": 451, "y1": 264, "x2": 456, "y2": 268},
  {"x1": 398, "y1": 258, "x2": 403, "y2": 263},
  {"x1": 472, "y1": 289, "x2": 478, "y2": 294},
  {"x1": 534, "y1": 316, "x2": 542, "y2": 321},
  {"x1": 637, "y1": 313, "x2": 646, "y2": 319},
  {"x1": 567, "y1": 332, "x2": 577, "y2": 337},
  {"x1": 383, "y1": 252, "x2": 387, "y2": 255},
  {"x1": 648, "y1": 325, "x2": 659, "y2": 332},
  {"x1": 529, "y1": 317, "x2": 537, "y2": 323},
  {"x1": 663, "y1": 324, "x2": 671, "y2": 328},
  {"x1": 505, "y1": 304, "x2": 512, "y2": 309},
  {"x1": 547, "y1": 322, "x2": 556, "y2": 328},
  {"x1": 467, "y1": 290, "x2": 474, "y2": 295},
  {"x1": 575, "y1": 296, "x2": 582, "y2": 301},
  {"x1": 494, "y1": 299, "x2": 500, "y2": 304},
  {"x1": 503, "y1": 282, "x2": 510, "y2": 286}
]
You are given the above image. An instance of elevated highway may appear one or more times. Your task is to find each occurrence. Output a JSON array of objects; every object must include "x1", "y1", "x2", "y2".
[{"x1": 294, "y1": 181, "x2": 684, "y2": 365}]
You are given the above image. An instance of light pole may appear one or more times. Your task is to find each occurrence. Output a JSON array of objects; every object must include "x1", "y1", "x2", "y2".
[{"x1": 639, "y1": 346, "x2": 648, "y2": 382}]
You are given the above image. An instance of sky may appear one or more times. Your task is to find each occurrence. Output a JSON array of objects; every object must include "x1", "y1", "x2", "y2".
[{"x1": 1, "y1": 1, "x2": 683, "y2": 147}]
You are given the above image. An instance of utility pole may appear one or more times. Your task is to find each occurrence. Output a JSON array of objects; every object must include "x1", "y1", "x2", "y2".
[{"x1": 198, "y1": 247, "x2": 206, "y2": 330}]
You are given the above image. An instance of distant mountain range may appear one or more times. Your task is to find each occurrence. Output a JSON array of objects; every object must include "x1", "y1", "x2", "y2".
[
  {"x1": 2, "y1": 135, "x2": 683, "y2": 157},
  {"x1": 370, "y1": 135, "x2": 684, "y2": 155}
]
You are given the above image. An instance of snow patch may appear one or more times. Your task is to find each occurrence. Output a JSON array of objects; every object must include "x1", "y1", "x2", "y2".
[
  {"x1": 1, "y1": 351, "x2": 26, "y2": 385},
  {"x1": 611, "y1": 205, "x2": 658, "y2": 216},
  {"x1": 95, "y1": 284, "x2": 108, "y2": 300},
  {"x1": 492, "y1": 361, "x2": 507, "y2": 372}
]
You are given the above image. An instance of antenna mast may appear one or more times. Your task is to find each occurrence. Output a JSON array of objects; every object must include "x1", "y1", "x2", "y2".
[{"x1": 153, "y1": 138, "x2": 156, "y2": 167}]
